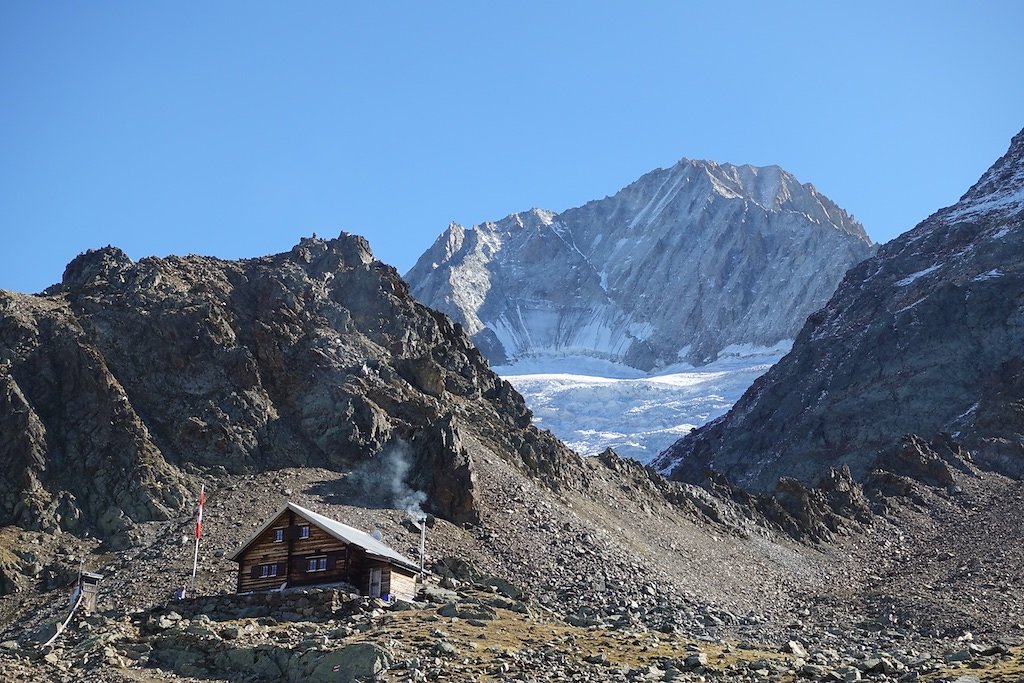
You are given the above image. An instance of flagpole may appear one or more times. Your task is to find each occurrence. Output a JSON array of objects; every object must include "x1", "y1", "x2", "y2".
[{"x1": 190, "y1": 484, "x2": 205, "y2": 595}]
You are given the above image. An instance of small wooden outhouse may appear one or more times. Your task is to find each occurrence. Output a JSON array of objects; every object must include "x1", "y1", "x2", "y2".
[
  {"x1": 79, "y1": 571, "x2": 103, "y2": 613},
  {"x1": 229, "y1": 502, "x2": 419, "y2": 602}
]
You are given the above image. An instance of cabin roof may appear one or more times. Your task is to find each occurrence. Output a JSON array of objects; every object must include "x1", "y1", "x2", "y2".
[{"x1": 228, "y1": 501, "x2": 419, "y2": 572}]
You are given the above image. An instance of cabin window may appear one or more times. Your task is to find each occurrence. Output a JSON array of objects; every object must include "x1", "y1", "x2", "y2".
[
  {"x1": 259, "y1": 563, "x2": 278, "y2": 578},
  {"x1": 274, "y1": 528, "x2": 284, "y2": 542},
  {"x1": 299, "y1": 525, "x2": 310, "y2": 539},
  {"x1": 306, "y1": 556, "x2": 327, "y2": 572}
]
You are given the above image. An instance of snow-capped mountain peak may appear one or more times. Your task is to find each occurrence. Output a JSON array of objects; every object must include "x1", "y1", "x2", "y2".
[{"x1": 407, "y1": 158, "x2": 874, "y2": 370}]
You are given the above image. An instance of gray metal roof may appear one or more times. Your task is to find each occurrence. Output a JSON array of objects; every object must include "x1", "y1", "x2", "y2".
[{"x1": 229, "y1": 502, "x2": 419, "y2": 572}]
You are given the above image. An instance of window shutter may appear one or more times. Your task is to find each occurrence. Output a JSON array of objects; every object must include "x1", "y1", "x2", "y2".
[
  {"x1": 326, "y1": 552, "x2": 337, "y2": 570},
  {"x1": 250, "y1": 565, "x2": 259, "y2": 579}
]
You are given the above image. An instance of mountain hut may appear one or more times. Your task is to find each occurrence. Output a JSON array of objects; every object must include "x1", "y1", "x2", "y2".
[{"x1": 228, "y1": 502, "x2": 419, "y2": 601}]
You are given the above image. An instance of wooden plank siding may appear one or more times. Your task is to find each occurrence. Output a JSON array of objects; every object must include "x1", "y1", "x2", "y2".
[
  {"x1": 389, "y1": 568, "x2": 418, "y2": 602},
  {"x1": 236, "y1": 510, "x2": 350, "y2": 593},
  {"x1": 234, "y1": 505, "x2": 421, "y2": 600}
]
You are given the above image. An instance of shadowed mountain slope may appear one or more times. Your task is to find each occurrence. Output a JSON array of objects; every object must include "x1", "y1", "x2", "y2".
[{"x1": 657, "y1": 128, "x2": 1024, "y2": 493}]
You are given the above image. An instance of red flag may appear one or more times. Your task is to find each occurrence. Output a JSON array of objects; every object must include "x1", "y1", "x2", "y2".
[{"x1": 195, "y1": 485, "x2": 205, "y2": 539}]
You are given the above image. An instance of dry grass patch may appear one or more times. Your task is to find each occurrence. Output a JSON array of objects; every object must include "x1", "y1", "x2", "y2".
[
  {"x1": 921, "y1": 648, "x2": 1024, "y2": 683},
  {"x1": 355, "y1": 606, "x2": 795, "y2": 678}
]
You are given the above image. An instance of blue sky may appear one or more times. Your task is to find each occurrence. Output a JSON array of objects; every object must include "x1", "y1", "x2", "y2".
[{"x1": 2, "y1": 2, "x2": 1022, "y2": 294}]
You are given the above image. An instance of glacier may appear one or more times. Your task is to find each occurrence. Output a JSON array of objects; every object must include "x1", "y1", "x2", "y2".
[{"x1": 496, "y1": 345, "x2": 787, "y2": 464}]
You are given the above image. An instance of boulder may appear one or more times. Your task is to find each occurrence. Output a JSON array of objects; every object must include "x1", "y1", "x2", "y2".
[
  {"x1": 782, "y1": 640, "x2": 808, "y2": 658},
  {"x1": 438, "y1": 602, "x2": 497, "y2": 621},
  {"x1": 297, "y1": 643, "x2": 394, "y2": 683}
]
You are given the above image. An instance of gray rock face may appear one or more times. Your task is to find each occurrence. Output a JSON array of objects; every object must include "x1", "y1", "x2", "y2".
[
  {"x1": 657, "y1": 128, "x2": 1024, "y2": 492},
  {"x1": 407, "y1": 160, "x2": 874, "y2": 368},
  {"x1": 0, "y1": 234, "x2": 579, "y2": 537},
  {"x1": 299, "y1": 642, "x2": 393, "y2": 683}
]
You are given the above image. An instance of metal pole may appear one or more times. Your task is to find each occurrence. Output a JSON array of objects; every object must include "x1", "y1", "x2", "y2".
[
  {"x1": 418, "y1": 515, "x2": 426, "y2": 580},
  {"x1": 190, "y1": 532, "x2": 200, "y2": 594},
  {"x1": 190, "y1": 484, "x2": 204, "y2": 595}
]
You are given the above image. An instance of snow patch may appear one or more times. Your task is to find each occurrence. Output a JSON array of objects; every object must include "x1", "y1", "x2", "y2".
[
  {"x1": 943, "y1": 185, "x2": 1024, "y2": 222},
  {"x1": 895, "y1": 264, "x2": 942, "y2": 287},
  {"x1": 896, "y1": 297, "x2": 927, "y2": 315},
  {"x1": 627, "y1": 321, "x2": 654, "y2": 341},
  {"x1": 495, "y1": 355, "x2": 646, "y2": 379},
  {"x1": 953, "y1": 402, "x2": 980, "y2": 424},
  {"x1": 972, "y1": 269, "x2": 1003, "y2": 281},
  {"x1": 716, "y1": 340, "x2": 793, "y2": 358}
]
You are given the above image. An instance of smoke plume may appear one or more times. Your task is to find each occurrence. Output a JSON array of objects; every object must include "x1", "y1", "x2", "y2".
[{"x1": 343, "y1": 440, "x2": 427, "y2": 516}]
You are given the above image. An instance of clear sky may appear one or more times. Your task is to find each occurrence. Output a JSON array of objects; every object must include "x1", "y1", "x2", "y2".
[{"x1": 2, "y1": 2, "x2": 1022, "y2": 294}]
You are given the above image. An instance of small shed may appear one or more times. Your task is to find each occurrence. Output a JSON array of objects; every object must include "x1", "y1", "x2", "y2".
[
  {"x1": 229, "y1": 502, "x2": 419, "y2": 602},
  {"x1": 79, "y1": 571, "x2": 103, "y2": 613}
]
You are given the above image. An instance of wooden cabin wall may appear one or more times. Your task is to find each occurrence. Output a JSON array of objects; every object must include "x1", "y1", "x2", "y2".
[
  {"x1": 237, "y1": 510, "x2": 293, "y2": 593},
  {"x1": 389, "y1": 568, "x2": 418, "y2": 602},
  {"x1": 348, "y1": 555, "x2": 417, "y2": 599},
  {"x1": 237, "y1": 511, "x2": 347, "y2": 593},
  {"x1": 287, "y1": 521, "x2": 349, "y2": 587}
]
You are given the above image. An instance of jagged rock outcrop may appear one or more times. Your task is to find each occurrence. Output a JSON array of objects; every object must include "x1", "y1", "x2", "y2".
[
  {"x1": 0, "y1": 234, "x2": 580, "y2": 536},
  {"x1": 407, "y1": 161, "x2": 874, "y2": 369},
  {"x1": 657, "y1": 127, "x2": 1024, "y2": 492},
  {"x1": 690, "y1": 465, "x2": 873, "y2": 544},
  {"x1": 876, "y1": 435, "x2": 957, "y2": 488}
]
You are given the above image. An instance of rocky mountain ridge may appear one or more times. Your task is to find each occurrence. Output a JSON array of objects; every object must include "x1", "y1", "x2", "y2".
[
  {"x1": 0, "y1": 234, "x2": 579, "y2": 543},
  {"x1": 656, "y1": 127, "x2": 1024, "y2": 494},
  {"x1": 406, "y1": 159, "x2": 874, "y2": 369}
]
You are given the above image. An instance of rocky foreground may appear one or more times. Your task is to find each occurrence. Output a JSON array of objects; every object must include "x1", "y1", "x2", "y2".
[{"x1": 1, "y1": 578, "x2": 1021, "y2": 683}]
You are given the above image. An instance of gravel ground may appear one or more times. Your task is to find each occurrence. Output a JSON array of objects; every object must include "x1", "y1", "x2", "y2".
[{"x1": 1, "y1": 444, "x2": 1022, "y2": 681}]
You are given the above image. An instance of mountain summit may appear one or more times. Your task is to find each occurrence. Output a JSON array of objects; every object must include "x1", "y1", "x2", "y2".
[
  {"x1": 406, "y1": 159, "x2": 874, "y2": 369},
  {"x1": 656, "y1": 127, "x2": 1024, "y2": 492}
]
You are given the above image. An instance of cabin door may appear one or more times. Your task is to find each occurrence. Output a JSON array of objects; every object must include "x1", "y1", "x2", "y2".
[{"x1": 368, "y1": 568, "x2": 382, "y2": 597}]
